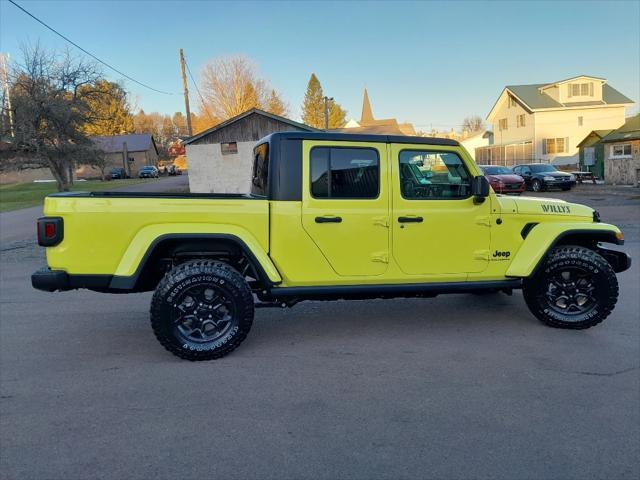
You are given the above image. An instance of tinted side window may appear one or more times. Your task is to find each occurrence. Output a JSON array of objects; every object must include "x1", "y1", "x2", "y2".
[
  {"x1": 310, "y1": 147, "x2": 379, "y2": 199},
  {"x1": 399, "y1": 150, "x2": 471, "y2": 199},
  {"x1": 251, "y1": 143, "x2": 269, "y2": 196}
]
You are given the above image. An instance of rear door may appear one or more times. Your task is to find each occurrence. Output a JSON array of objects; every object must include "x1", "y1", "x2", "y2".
[{"x1": 301, "y1": 140, "x2": 390, "y2": 276}]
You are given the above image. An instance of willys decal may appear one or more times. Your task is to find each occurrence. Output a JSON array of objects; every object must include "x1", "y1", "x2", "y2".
[{"x1": 541, "y1": 204, "x2": 571, "y2": 214}]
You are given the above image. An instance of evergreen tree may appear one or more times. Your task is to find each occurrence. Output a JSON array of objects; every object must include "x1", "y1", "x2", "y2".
[
  {"x1": 81, "y1": 80, "x2": 134, "y2": 136},
  {"x1": 301, "y1": 73, "x2": 324, "y2": 128},
  {"x1": 328, "y1": 99, "x2": 347, "y2": 129},
  {"x1": 266, "y1": 89, "x2": 288, "y2": 117}
]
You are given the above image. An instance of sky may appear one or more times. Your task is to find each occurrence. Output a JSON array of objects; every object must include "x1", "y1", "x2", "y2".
[{"x1": 1, "y1": 0, "x2": 639, "y2": 130}]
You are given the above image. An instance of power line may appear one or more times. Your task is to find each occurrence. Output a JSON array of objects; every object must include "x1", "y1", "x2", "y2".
[
  {"x1": 8, "y1": 0, "x2": 176, "y2": 95},
  {"x1": 184, "y1": 56, "x2": 215, "y2": 120}
]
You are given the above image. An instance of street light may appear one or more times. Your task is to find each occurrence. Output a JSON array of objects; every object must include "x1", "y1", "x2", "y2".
[{"x1": 324, "y1": 96, "x2": 333, "y2": 130}]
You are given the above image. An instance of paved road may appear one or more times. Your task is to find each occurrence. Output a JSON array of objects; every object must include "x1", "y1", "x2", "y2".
[
  {"x1": 1, "y1": 188, "x2": 638, "y2": 480},
  {"x1": 0, "y1": 175, "x2": 189, "y2": 246}
]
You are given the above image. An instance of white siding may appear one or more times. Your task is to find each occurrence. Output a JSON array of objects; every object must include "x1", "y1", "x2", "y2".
[
  {"x1": 186, "y1": 142, "x2": 255, "y2": 194},
  {"x1": 533, "y1": 106, "x2": 626, "y2": 162},
  {"x1": 460, "y1": 134, "x2": 490, "y2": 160},
  {"x1": 490, "y1": 96, "x2": 535, "y2": 146}
]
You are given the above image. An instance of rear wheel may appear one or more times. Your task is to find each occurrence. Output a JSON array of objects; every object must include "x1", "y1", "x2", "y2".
[
  {"x1": 532, "y1": 179, "x2": 544, "y2": 192},
  {"x1": 150, "y1": 260, "x2": 254, "y2": 360},
  {"x1": 523, "y1": 246, "x2": 618, "y2": 329}
]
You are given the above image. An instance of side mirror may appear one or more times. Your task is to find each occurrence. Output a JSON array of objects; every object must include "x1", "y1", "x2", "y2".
[{"x1": 472, "y1": 175, "x2": 490, "y2": 203}]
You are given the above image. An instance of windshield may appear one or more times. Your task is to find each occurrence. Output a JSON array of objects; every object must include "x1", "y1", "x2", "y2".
[
  {"x1": 482, "y1": 166, "x2": 512, "y2": 175},
  {"x1": 531, "y1": 164, "x2": 558, "y2": 173}
]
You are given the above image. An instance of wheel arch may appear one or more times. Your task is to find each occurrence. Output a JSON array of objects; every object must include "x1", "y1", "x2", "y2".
[
  {"x1": 109, "y1": 233, "x2": 281, "y2": 292},
  {"x1": 506, "y1": 224, "x2": 624, "y2": 278}
]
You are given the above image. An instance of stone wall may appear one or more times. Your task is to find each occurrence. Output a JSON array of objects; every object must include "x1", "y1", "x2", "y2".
[
  {"x1": 604, "y1": 140, "x2": 640, "y2": 185},
  {"x1": 186, "y1": 142, "x2": 254, "y2": 193}
]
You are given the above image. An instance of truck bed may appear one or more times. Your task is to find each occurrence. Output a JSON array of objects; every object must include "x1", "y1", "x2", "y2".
[{"x1": 43, "y1": 192, "x2": 270, "y2": 277}]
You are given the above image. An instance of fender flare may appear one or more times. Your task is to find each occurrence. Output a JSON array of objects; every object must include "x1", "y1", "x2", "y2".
[
  {"x1": 506, "y1": 223, "x2": 624, "y2": 278},
  {"x1": 109, "y1": 230, "x2": 282, "y2": 290}
]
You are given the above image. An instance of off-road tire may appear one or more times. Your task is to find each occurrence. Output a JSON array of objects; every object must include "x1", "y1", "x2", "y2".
[
  {"x1": 523, "y1": 245, "x2": 618, "y2": 329},
  {"x1": 532, "y1": 179, "x2": 544, "y2": 192},
  {"x1": 150, "y1": 260, "x2": 254, "y2": 360}
]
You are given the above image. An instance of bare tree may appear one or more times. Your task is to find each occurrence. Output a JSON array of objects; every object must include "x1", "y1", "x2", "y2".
[
  {"x1": 462, "y1": 115, "x2": 484, "y2": 133},
  {"x1": 86, "y1": 147, "x2": 108, "y2": 181},
  {"x1": 199, "y1": 55, "x2": 287, "y2": 120},
  {"x1": 7, "y1": 44, "x2": 104, "y2": 191}
]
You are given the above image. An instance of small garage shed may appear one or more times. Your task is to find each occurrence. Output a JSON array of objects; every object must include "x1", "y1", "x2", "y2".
[{"x1": 183, "y1": 109, "x2": 317, "y2": 193}]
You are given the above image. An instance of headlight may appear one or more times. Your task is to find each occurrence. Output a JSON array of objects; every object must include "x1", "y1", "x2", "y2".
[
  {"x1": 543, "y1": 176, "x2": 555, "y2": 181},
  {"x1": 569, "y1": 174, "x2": 576, "y2": 181}
]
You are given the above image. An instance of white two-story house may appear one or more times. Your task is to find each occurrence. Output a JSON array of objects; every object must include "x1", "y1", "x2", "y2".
[{"x1": 477, "y1": 76, "x2": 634, "y2": 166}]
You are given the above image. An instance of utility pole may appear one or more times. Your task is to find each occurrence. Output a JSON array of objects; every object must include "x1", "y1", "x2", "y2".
[
  {"x1": 179, "y1": 49, "x2": 193, "y2": 137},
  {"x1": 324, "y1": 96, "x2": 333, "y2": 130}
]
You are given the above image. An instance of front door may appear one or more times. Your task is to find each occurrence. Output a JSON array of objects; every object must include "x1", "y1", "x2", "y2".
[
  {"x1": 301, "y1": 140, "x2": 389, "y2": 276},
  {"x1": 391, "y1": 145, "x2": 491, "y2": 275}
]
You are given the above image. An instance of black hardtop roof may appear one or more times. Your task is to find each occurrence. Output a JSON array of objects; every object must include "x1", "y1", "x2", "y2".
[{"x1": 260, "y1": 131, "x2": 460, "y2": 147}]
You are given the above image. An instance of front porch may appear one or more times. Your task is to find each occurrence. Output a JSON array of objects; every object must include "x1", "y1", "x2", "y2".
[{"x1": 475, "y1": 141, "x2": 535, "y2": 166}]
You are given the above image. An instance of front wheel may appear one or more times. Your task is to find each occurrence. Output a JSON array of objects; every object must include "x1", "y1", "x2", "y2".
[
  {"x1": 532, "y1": 179, "x2": 544, "y2": 192},
  {"x1": 150, "y1": 260, "x2": 254, "y2": 360},
  {"x1": 523, "y1": 246, "x2": 618, "y2": 329}
]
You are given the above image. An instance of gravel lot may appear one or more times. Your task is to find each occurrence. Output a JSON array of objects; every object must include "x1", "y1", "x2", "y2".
[{"x1": 1, "y1": 186, "x2": 639, "y2": 480}]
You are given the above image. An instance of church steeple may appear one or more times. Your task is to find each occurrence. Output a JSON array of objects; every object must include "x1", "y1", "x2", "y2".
[{"x1": 360, "y1": 88, "x2": 374, "y2": 124}]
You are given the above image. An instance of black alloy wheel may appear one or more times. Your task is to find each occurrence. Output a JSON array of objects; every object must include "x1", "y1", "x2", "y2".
[
  {"x1": 523, "y1": 246, "x2": 618, "y2": 329},
  {"x1": 151, "y1": 260, "x2": 254, "y2": 360}
]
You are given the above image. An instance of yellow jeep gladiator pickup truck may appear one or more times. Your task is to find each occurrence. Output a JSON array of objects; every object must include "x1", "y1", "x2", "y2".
[{"x1": 32, "y1": 132, "x2": 631, "y2": 361}]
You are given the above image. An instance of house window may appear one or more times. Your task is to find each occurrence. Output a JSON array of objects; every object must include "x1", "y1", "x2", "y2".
[
  {"x1": 578, "y1": 116, "x2": 583, "y2": 126},
  {"x1": 499, "y1": 118, "x2": 508, "y2": 131},
  {"x1": 543, "y1": 137, "x2": 568, "y2": 154},
  {"x1": 517, "y1": 114, "x2": 526, "y2": 128},
  {"x1": 610, "y1": 144, "x2": 632, "y2": 158},
  {"x1": 508, "y1": 96, "x2": 517, "y2": 108},
  {"x1": 221, "y1": 142, "x2": 238, "y2": 155},
  {"x1": 568, "y1": 82, "x2": 594, "y2": 98}
]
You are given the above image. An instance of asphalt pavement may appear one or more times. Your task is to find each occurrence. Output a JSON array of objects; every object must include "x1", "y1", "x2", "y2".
[{"x1": 1, "y1": 186, "x2": 638, "y2": 480}]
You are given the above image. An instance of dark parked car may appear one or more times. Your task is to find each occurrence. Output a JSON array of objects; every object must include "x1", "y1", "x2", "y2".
[
  {"x1": 138, "y1": 166, "x2": 159, "y2": 179},
  {"x1": 166, "y1": 164, "x2": 182, "y2": 176},
  {"x1": 478, "y1": 165, "x2": 525, "y2": 195},
  {"x1": 110, "y1": 168, "x2": 129, "y2": 179},
  {"x1": 513, "y1": 163, "x2": 576, "y2": 192}
]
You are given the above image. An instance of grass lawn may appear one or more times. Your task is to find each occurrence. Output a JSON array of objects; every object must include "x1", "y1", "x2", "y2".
[{"x1": 0, "y1": 179, "x2": 151, "y2": 213}]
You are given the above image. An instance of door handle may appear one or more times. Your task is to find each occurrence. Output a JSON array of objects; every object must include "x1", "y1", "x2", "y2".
[
  {"x1": 315, "y1": 216, "x2": 342, "y2": 223},
  {"x1": 398, "y1": 216, "x2": 423, "y2": 223}
]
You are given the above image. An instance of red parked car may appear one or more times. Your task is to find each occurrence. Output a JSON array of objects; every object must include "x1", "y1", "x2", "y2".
[{"x1": 479, "y1": 165, "x2": 525, "y2": 195}]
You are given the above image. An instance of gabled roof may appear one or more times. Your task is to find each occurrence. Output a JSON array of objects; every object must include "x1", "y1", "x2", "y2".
[
  {"x1": 331, "y1": 124, "x2": 407, "y2": 135},
  {"x1": 576, "y1": 129, "x2": 614, "y2": 148},
  {"x1": 183, "y1": 108, "x2": 317, "y2": 145},
  {"x1": 545, "y1": 75, "x2": 606, "y2": 86},
  {"x1": 90, "y1": 134, "x2": 158, "y2": 154},
  {"x1": 487, "y1": 79, "x2": 634, "y2": 120},
  {"x1": 600, "y1": 114, "x2": 640, "y2": 143}
]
